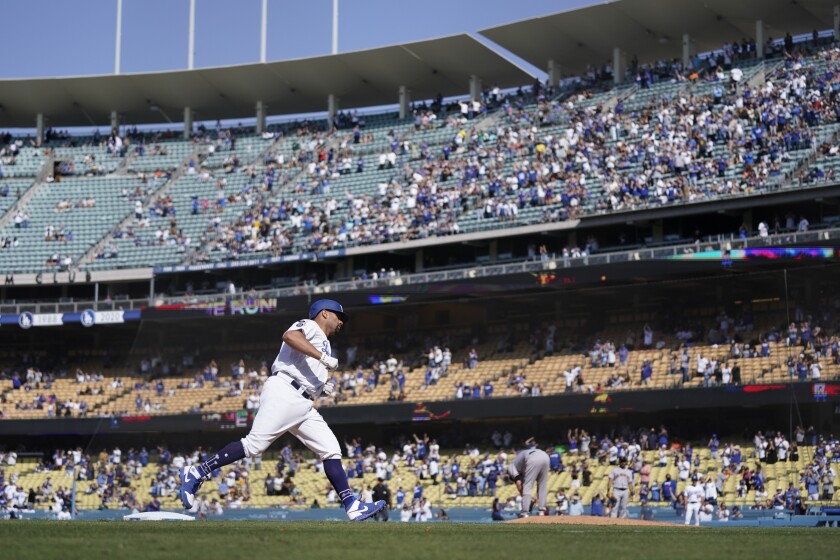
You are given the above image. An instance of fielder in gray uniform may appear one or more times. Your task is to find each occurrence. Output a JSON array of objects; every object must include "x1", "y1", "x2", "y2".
[
  {"x1": 607, "y1": 456, "x2": 634, "y2": 518},
  {"x1": 508, "y1": 444, "x2": 550, "y2": 517}
]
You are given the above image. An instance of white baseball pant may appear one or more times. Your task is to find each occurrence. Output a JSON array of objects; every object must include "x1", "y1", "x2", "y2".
[
  {"x1": 685, "y1": 502, "x2": 701, "y2": 526},
  {"x1": 240, "y1": 375, "x2": 342, "y2": 460}
]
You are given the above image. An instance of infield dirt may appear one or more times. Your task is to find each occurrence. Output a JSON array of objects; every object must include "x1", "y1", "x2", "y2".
[{"x1": 507, "y1": 515, "x2": 686, "y2": 527}]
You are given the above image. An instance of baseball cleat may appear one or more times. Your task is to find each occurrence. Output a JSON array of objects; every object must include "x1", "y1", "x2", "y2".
[
  {"x1": 517, "y1": 511, "x2": 529, "y2": 518},
  {"x1": 345, "y1": 499, "x2": 386, "y2": 521},
  {"x1": 179, "y1": 466, "x2": 204, "y2": 510}
]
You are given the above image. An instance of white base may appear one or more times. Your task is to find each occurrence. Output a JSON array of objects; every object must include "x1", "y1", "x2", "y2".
[{"x1": 123, "y1": 511, "x2": 195, "y2": 521}]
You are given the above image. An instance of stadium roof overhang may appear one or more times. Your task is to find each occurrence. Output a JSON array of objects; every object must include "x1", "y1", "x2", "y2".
[
  {"x1": 480, "y1": 0, "x2": 839, "y2": 75},
  {"x1": 0, "y1": 34, "x2": 534, "y2": 128}
]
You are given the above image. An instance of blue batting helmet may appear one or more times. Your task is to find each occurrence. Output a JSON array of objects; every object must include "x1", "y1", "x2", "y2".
[{"x1": 309, "y1": 299, "x2": 347, "y2": 321}]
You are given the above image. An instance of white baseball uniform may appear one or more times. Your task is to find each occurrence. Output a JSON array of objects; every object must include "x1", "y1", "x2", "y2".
[
  {"x1": 684, "y1": 482, "x2": 704, "y2": 526},
  {"x1": 240, "y1": 319, "x2": 342, "y2": 460}
]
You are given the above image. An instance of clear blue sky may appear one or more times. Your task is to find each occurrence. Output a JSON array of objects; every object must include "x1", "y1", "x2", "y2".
[{"x1": 2, "y1": 0, "x2": 597, "y2": 79}]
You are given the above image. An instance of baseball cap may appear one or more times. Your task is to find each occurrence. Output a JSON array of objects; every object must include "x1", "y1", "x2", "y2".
[{"x1": 309, "y1": 299, "x2": 347, "y2": 321}]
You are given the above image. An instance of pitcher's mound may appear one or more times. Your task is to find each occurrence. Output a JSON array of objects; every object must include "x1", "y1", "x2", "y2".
[{"x1": 506, "y1": 515, "x2": 683, "y2": 527}]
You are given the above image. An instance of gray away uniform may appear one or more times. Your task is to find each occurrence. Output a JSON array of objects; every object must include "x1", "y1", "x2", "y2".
[{"x1": 508, "y1": 448, "x2": 550, "y2": 513}]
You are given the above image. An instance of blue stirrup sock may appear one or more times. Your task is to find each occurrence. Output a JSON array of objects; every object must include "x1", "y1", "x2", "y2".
[
  {"x1": 323, "y1": 458, "x2": 356, "y2": 508},
  {"x1": 197, "y1": 440, "x2": 246, "y2": 478}
]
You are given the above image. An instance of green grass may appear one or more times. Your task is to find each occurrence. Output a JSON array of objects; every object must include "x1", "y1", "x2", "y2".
[{"x1": 0, "y1": 521, "x2": 837, "y2": 560}]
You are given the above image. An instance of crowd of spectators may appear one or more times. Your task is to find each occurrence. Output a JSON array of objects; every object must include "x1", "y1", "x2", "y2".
[
  {"x1": 144, "y1": 41, "x2": 840, "y2": 268},
  {"x1": 2, "y1": 302, "x2": 838, "y2": 421},
  {"x1": 3, "y1": 35, "x2": 840, "y2": 279},
  {"x1": 1, "y1": 420, "x2": 837, "y2": 521}
]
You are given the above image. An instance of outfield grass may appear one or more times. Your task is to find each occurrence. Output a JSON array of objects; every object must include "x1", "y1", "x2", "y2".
[{"x1": 0, "y1": 521, "x2": 837, "y2": 560}]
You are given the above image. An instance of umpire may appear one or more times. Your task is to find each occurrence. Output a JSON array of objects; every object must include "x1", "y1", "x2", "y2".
[
  {"x1": 607, "y1": 456, "x2": 634, "y2": 518},
  {"x1": 372, "y1": 478, "x2": 392, "y2": 522},
  {"x1": 508, "y1": 441, "x2": 550, "y2": 517}
]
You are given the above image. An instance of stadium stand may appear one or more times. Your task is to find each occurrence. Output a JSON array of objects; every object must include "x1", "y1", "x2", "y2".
[
  {"x1": 3, "y1": 41, "x2": 840, "y2": 274},
  {"x1": 2, "y1": 11, "x2": 840, "y2": 527},
  {"x1": 2, "y1": 431, "x2": 835, "y2": 515},
  {"x1": 1, "y1": 310, "x2": 837, "y2": 420}
]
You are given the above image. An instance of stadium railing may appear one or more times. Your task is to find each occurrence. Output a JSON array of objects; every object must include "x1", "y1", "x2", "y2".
[{"x1": 0, "y1": 224, "x2": 837, "y2": 316}]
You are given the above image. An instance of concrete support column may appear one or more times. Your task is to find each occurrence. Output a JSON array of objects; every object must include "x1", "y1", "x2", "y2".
[
  {"x1": 756, "y1": 20, "x2": 765, "y2": 59},
  {"x1": 489, "y1": 239, "x2": 498, "y2": 262},
  {"x1": 327, "y1": 94, "x2": 338, "y2": 126},
  {"x1": 613, "y1": 47, "x2": 626, "y2": 85},
  {"x1": 547, "y1": 59, "x2": 561, "y2": 89},
  {"x1": 183, "y1": 107, "x2": 192, "y2": 139},
  {"x1": 399, "y1": 86, "x2": 410, "y2": 119},
  {"x1": 652, "y1": 220, "x2": 664, "y2": 243},
  {"x1": 36, "y1": 113, "x2": 45, "y2": 146},
  {"x1": 834, "y1": 6, "x2": 840, "y2": 42},
  {"x1": 415, "y1": 249, "x2": 424, "y2": 273},
  {"x1": 255, "y1": 101, "x2": 266, "y2": 134},
  {"x1": 682, "y1": 34, "x2": 692, "y2": 69},
  {"x1": 469, "y1": 75, "x2": 482, "y2": 102},
  {"x1": 110, "y1": 110, "x2": 119, "y2": 133}
]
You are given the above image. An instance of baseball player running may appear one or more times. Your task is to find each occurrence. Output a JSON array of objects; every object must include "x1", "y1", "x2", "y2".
[
  {"x1": 607, "y1": 456, "x2": 634, "y2": 518},
  {"x1": 179, "y1": 299, "x2": 385, "y2": 521},
  {"x1": 508, "y1": 440, "x2": 550, "y2": 517}
]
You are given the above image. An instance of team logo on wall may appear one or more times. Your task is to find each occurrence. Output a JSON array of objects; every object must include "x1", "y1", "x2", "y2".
[
  {"x1": 81, "y1": 309, "x2": 96, "y2": 328},
  {"x1": 18, "y1": 312, "x2": 33, "y2": 329}
]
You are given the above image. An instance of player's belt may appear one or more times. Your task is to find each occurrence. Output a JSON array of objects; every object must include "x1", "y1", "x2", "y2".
[
  {"x1": 274, "y1": 372, "x2": 314, "y2": 401},
  {"x1": 289, "y1": 379, "x2": 314, "y2": 401}
]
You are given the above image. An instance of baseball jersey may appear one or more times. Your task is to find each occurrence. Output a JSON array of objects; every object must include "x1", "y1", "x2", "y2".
[
  {"x1": 685, "y1": 483, "x2": 704, "y2": 504},
  {"x1": 608, "y1": 466, "x2": 633, "y2": 490},
  {"x1": 508, "y1": 450, "x2": 527, "y2": 478},
  {"x1": 508, "y1": 449, "x2": 546, "y2": 478},
  {"x1": 271, "y1": 319, "x2": 331, "y2": 392}
]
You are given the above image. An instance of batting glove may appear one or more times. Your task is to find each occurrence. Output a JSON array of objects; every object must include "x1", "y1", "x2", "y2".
[
  {"x1": 322, "y1": 380, "x2": 336, "y2": 396},
  {"x1": 319, "y1": 352, "x2": 339, "y2": 370}
]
